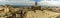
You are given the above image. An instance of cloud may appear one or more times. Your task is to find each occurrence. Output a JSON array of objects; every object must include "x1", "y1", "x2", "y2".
[
  {"x1": 7, "y1": 0, "x2": 35, "y2": 6},
  {"x1": 0, "y1": 0, "x2": 9, "y2": 5},
  {"x1": 0, "y1": 0, "x2": 35, "y2": 6},
  {"x1": 38, "y1": 0, "x2": 60, "y2": 6},
  {"x1": 0, "y1": 0, "x2": 7, "y2": 2}
]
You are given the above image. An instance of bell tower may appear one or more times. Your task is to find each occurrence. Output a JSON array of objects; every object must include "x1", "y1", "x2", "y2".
[
  {"x1": 35, "y1": 2, "x2": 37, "y2": 6},
  {"x1": 31, "y1": 1, "x2": 41, "y2": 10}
]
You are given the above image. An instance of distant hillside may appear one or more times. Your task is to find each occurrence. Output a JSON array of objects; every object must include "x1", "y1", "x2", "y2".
[{"x1": 11, "y1": 5, "x2": 32, "y2": 8}]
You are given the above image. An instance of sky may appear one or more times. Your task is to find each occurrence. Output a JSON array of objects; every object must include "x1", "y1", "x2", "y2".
[
  {"x1": 0, "y1": 0, "x2": 40, "y2": 5},
  {"x1": 0, "y1": 0, "x2": 60, "y2": 6},
  {"x1": 38, "y1": 0, "x2": 60, "y2": 6},
  {"x1": 0, "y1": 0, "x2": 35, "y2": 6}
]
